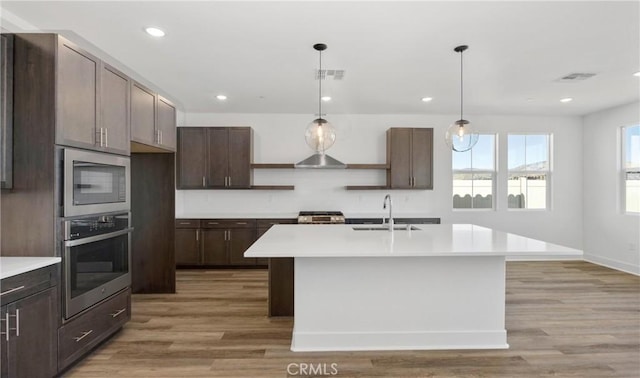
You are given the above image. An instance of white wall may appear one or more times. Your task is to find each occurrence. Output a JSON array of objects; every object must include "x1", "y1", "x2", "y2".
[
  {"x1": 583, "y1": 102, "x2": 640, "y2": 274},
  {"x1": 177, "y1": 112, "x2": 584, "y2": 249}
]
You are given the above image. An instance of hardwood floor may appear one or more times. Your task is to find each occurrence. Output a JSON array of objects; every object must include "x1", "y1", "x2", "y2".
[{"x1": 65, "y1": 261, "x2": 640, "y2": 377}]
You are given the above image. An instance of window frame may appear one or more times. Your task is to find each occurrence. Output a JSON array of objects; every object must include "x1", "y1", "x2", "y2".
[
  {"x1": 506, "y1": 133, "x2": 552, "y2": 211},
  {"x1": 621, "y1": 125, "x2": 640, "y2": 215},
  {"x1": 452, "y1": 133, "x2": 497, "y2": 211}
]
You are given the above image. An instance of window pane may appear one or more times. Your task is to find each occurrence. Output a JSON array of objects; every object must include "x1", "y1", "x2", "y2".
[
  {"x1": 452, "y1": 149, "x2": 471, "y2": 170},
  {"x1": 508, "y1": 135, "x2": 526, "y2": 170},
  {"x1": 508, "y1": 174, "x2": 547, "y2": 209},
  {"x1": 625, "y1": 125, "x2": 640, "y2": 169},
  {"x1": 471, "y1": 135, "x2": 495, "y2": 170},
  {"x1": 626, "y1": 171, "x2": 640, "y2": 213},
  {"x1": 453, "y1": 173, "x2": 493, "y2": 209},
  {"x1": 525, "y1": 135, "x2": 549, "y2": 170}
]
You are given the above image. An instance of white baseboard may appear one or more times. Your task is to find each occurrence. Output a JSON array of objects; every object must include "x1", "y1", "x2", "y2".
[
  {"x1": 584, "y1": 254, "x2": 640, "y2": 276},
  {"x1": 291, "y1": 330, "x2": 508, "y2": 352}
]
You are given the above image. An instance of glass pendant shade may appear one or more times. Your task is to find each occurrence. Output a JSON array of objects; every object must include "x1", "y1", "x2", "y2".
[
  {"x1": 445, "y1": 119, "x2": 479, "y2": 152},
  {"x1": 304, "y1": 118, "x2": 336, "y2": 153}
]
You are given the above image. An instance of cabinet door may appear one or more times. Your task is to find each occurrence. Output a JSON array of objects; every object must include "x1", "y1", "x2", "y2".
[
  {"x1": 5, "y1": 287, "x2": 58, "y2": 378},
  {"x1": 206, "y1": 128, "x2": 229, "y2": 188},
  {"x1": 388, "y1": 128, "x2": 412, "y2": 189},
  {"x1": 201, "y1": 229, "x2": 228, "y2": 265},
  {"x1": 157, "y1": 96, "x2": 176, "y2": 151},
  {"x1": 228, "y1": 228, "x2": 257, "y2": 265},
  {"x1": 0, "y1": 305, "x2": 7, "y2": 377},
  {"x1": 227, "y1": 128, "x2": 252, "y2": 188},
  {"x1": 130, "y1": 82, "x2": 156, "y2": 146},
  {"x1": 177, "y1": 128, "x2": 207, "y2": 189},
  {"x1": 100, "y1": 63, "x2": 130, "y2": 155},
  {"x1": 411, "y1": 128, "x2": 433, "y2": 189},
  {"x1": 56, "y1": 37, "x2": 99, "y2": 149},
  {"x1": 175, "y1": 228, "x2": 201, "y2": 265}
]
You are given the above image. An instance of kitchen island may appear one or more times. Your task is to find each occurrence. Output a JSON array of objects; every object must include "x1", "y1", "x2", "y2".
[{"x1": 245, "y1": 223, "x2": 582, "y2": 352}]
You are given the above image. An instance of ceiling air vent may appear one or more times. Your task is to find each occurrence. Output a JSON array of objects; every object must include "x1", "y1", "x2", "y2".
[
  {"x1": 555, "y1": 73, "x2": 597, "y2": 82},
  {"x1": 315, "y1": 69, "x2": 345, "y2": 80}
]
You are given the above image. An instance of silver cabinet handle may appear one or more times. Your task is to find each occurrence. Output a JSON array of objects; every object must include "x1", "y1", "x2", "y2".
[
  {"x1": 202, "y1": 176, "x2": 206, "y2": 187},
  {"x1": 227, "y1": 230, "x2": 231, "y2": 241},
  {"x1": 236, "y1": 222, "x2": 247, "y2": 225},
  {"x1": 195, "y1": 229, "x2": 199, "y2": 241},
  {"x1": 9, "y1": 309, "x2": 19, "y2": 336},
  {"x1": 74, "y1": 330, "x2": 93, "y2": 342},
  {"x1": 2, "y1": 312, "x2": 8, "y2": 341},
  {"x1": 228, "y1": 176, "x2": 232, "y2": 186},
  {"x1": 208, "y1": 222, "x2": 219, "y2": 225},
  {"x1": 104, "y1": 128, "x2": 108, "y2": 147},
  {"x1": 110, "y1": 308, "x2": 126, "y2": 318},
  {"x1": 0, "y1": 286, "x2": 25, "y2": 297},
  {"x1": 179, "y1": 222, "x2": 190, "y2": 225}
]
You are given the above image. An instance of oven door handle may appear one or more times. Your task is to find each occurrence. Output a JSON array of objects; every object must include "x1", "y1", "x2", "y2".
[{"x1": 64, "y1": 228, "x2": 134, "y2": 247}]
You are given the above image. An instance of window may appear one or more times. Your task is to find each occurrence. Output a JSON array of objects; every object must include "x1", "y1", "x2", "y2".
[
  {"x1": 452, "y1": 134, "x2": 495, "y2": 209},
  {"x1": 623, "y1": 125, "x2": 640, "y2": 213},
  {"x1": 507, "y1": 134, "x2": 551, "y2": 209}
]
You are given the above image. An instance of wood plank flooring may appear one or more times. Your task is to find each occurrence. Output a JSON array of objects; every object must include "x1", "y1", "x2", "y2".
[{"x1": 65, "y1": 261, "x2": 640, "y2": 377}]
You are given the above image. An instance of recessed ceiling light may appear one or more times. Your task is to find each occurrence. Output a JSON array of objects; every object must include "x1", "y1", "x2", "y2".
[
  {"x1": 634, "y1": 71, "x2": 640, "y2": 77},
  {"x1": 216, "y1": 95, "x2": 227, "y2": 101},
  {"x1": 145, "y1": 27, "x2": 165, "y2": 37},
  {"x1": 421, "y1": 97, "x2": 433, "y2": 102},
  {"x1": 321, "y1": 96, "x2": 331, "y2": 102},
  {"x1": 560, "y1": 97, "x2": 573, "y2": 103}
]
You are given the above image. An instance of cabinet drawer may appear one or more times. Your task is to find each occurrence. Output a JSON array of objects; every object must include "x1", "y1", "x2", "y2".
[
  {"x1": 256, "y1": 219, "x2": 297, "y2": 228},
  {"x1": 201, "y1": 219, "x2": 256, "y2": 229},
  {"x1": 0, "y1": 265, "x2": 57, "y2": 306},
  {"x1": 58, "y1": 288, "x2": 130, "y2": 369},
  {"x1": 175, "y1": 219, "x2": 200, "y2": 228}
]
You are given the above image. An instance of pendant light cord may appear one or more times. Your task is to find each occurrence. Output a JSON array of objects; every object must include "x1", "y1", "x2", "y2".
[
  {"x1": 318, "y1": 49, "x2": 322, "y2": 118},
  {"x1": 460, "y1": 49, "x2": 463, "y2": 121}
]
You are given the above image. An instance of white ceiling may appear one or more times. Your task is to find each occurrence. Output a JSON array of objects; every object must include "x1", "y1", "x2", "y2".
[{"x1": 2, "y1": 1, "x2": 639, "y2": 116}]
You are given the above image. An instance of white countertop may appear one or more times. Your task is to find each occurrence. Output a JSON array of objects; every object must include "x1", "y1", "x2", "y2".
[
  {"x1": 245, "y1": 224, "x2": 583, "y2": 258},
  {"x1": 176, "y1": 212, "x2": 439, "y2": 220},
  {"x1": 1, "y1": 257, "x2": 61, "y2": 280},
  {"x1": 177, "y1": 212, "x2": 298, "y2": 219}
]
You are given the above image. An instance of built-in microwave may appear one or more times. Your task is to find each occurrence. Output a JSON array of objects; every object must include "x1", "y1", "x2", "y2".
[{"x1": 63, "y1": 148, "x2": 130, "y2": 217}]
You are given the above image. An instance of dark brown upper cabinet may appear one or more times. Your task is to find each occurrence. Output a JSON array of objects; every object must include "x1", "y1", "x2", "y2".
[
  {"x1": 387, "y1": 127, "x2": 433, "y2": 189},
  {"x1": 177, "y1": 127, "x2": 252, "y2": 189},
  {"x1": 130, "y1": 82, "x2": 176, "y2": 152},
  {"x1": 1, "y1": 34, "x2": 13, "y2": 189},
  {"x1": 12, "y1": 34, "x2": 129, "y2": 155},
  {"x1": 56, "y1": 37, "x2": 99, "y2": 150},
  {"x1": 157, "y1": 96, "x2": 177, "y2": 150},
  {"x1": 99, "y1": 63, "x2": 130, "y2": 155},
  {"x1": 130, "y1": 82, "x2": 156, "y2": 146}
]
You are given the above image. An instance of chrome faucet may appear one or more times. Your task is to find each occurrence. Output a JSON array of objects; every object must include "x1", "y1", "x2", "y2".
[{"x1": 383, "y1": 194, "x2": 394, "y2": 231}]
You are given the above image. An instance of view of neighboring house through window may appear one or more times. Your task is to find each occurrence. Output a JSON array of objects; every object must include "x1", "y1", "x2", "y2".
[
  {"x1": 507, "y1": 134, "x2": 551, "y2": 209},
  {"x1": 623, "y1": 125, "x2": 640, "y2": 213},
  {"x1": 452, "y1": 134, "x2": 495, "y2": 209}
]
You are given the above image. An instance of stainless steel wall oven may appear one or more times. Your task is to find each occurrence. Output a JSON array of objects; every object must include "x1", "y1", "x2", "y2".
[{"x1": 62, "y1": 212, "x2": 132, "y2": 319}]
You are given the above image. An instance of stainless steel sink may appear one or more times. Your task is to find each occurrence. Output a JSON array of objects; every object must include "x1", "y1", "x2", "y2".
[{"x1": 352, "y1": 226, "x2": 421, "y2": 231}]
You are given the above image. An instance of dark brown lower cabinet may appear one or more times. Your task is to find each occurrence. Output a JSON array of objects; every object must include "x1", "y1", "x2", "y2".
[
  {"x1": 57, "y1": 288, "x2": 130, "y2": 372},
  {"x1": 0, "y1": 265, "x2": 58, "y2": 378},
  {"x1": 175, "y1": 218, "x2": 297, "y2": 267}
]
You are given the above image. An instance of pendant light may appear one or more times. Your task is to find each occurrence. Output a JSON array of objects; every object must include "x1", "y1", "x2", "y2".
[
  {"x1": 445, "y1": 45, "x2": 479, "y2": 152},
  {"x1": 295, "y1": 43, "x2": 346, "y2": 169}
]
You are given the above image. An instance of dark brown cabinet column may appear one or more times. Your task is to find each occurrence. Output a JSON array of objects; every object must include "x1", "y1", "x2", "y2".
[{"x1": 131, "y1": 153, "x2": 176, "y2": 294}]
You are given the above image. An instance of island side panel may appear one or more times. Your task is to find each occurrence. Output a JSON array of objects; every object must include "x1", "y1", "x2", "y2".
[{"x1": 292, "y1": 256, "x2": 508, "y2": 351}]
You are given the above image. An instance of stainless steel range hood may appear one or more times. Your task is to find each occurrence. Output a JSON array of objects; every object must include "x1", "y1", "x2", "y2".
[{"x1": 295, "y1": 153, "x2": 346, "y2": 169}]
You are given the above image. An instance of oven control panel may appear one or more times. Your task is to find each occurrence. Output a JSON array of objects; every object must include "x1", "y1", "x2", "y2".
[{"x1": 64, "y1": 213, "x2": 130, "y2": 240}]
